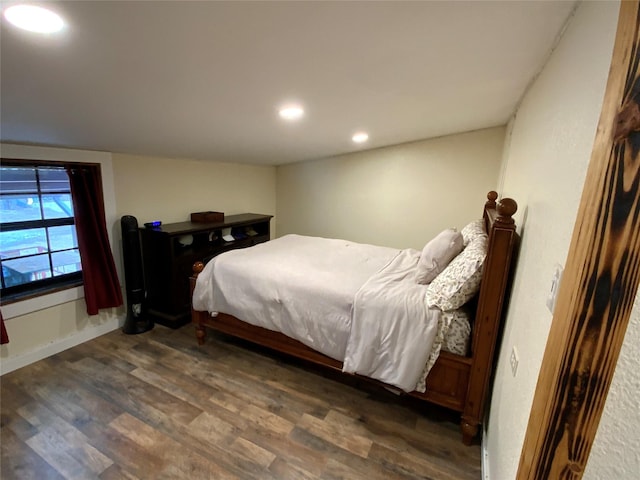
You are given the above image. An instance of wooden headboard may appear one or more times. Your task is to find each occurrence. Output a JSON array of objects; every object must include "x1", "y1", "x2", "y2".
[{"x1": 466, "y1": 191, "x2": 518, "y2": 436}]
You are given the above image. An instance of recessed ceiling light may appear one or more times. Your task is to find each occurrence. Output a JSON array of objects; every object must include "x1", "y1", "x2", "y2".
[
  {"x1": 3, "y1": 4, "x2": 64, "y2": 33},
  {"x1": 279, "y1": 105, "x2": 304, "y2": 121},
  {"x1": 352, "y1": 132, "x2": 369, "y2": 144}
]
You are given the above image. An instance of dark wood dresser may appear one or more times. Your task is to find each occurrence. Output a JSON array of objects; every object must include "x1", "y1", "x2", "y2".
[{"x1": 140, "y1": 213, "x2": 272, "y2": 327}]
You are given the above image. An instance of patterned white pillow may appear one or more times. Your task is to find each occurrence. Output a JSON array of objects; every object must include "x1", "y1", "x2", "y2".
[
  {"x1": 414, "y1": 228, "x2": 464, "y2": 285},
  {"x1": 442, "y1": 308, "x2": 472, "y2": 356},
  {"x1": 461, "y1": 219, "x2": 486, "y2": 246},
  {"x1": 425, "y1": 234, "x2": 488, "y2": 311},
  {"x1": 414, "y1": 306, "x2": 472, "y2": 392}
]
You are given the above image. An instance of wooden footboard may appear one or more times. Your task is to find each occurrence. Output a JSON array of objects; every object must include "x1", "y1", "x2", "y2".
[{"x1": 190, "y1": 191, "x2": 518, "y2": 445}]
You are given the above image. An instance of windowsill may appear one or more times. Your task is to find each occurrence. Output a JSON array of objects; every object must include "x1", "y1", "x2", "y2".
[{"x1": 1, "y1": 285, "x2": 84, "y2": 319}]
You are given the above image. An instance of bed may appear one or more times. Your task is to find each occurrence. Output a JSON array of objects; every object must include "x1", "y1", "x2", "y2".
[{"x1": 190, "y1": 191, "x2": 518, "y2": 444}]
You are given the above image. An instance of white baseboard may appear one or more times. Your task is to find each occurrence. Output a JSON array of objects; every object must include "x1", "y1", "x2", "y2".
[
  {"x1": 0, "y1": 316, "x2": 123, "y2": 375},
  {"x1": 482, "y1": 423, "x2": 490, "y2": 480}
]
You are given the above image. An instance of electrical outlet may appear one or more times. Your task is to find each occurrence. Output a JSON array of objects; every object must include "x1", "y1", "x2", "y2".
[
  {"x1": 546, "y1": 263, "x2": 564, "y2": 314},
  {"x1": 510, "y1": 346, "x2": 519, "y2": 377}
]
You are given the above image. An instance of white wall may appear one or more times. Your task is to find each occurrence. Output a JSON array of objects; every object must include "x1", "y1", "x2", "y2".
[
  {"x1": 277, "y1": 127, "x2": 505, "y2": 250},
  {"x1": 488, "y1": 2, "x2": 639, "y2": 478},
  {"x1": 586, "y1": 291, "x2": 640, "y2": 478},
  {"x1": 0, "y1": 147, "x2": 277, "y2": 374}
]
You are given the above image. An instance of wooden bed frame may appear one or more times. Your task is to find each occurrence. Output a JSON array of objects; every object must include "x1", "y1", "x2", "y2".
[{"x1": 190, "y1": 191, "x2": 518, "y2": 445}]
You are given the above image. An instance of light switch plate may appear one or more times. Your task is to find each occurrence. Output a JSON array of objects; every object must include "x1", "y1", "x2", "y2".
[
  {"x1": 546, "y1": 263, "x2": 563, "y2": 314},
  {"x1": 510, "y1": 346, "x2": 519, "y2": 377}
]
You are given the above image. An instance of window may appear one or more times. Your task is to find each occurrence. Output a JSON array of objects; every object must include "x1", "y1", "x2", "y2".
[{"x1": 0, "y1": 160, "x2": 82, "y2": 302}]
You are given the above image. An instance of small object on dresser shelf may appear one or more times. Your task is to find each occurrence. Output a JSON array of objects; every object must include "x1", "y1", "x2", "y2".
[
  {"x1": 221, "y1": 227, "x2": 234, "y2": 242},
  {"x1": 191, "y1": 211, "x2": 224, "y2": 223},
  {"x1": 144, "y1": 221, "x2": 162, "y2": 228},
  {"x1": 177, "y1": 234, "x2": 193, "y2": 247}
]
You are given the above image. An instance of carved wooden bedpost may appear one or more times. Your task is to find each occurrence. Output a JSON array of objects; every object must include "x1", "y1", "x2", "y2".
[
  {"x1": 486, "y1": 190, "x2": 498, "y2": 209},
  {"x1": 461, "y1": 193, "x2": 518, "y2": 444},
  {"x1": 191, "y1": 261, "x2": 207, "y2": 345}
]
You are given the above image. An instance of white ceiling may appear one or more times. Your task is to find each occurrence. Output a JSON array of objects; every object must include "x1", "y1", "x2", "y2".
[{"x1": 0, "y1": 1, "x2": 577, "y2": 166}]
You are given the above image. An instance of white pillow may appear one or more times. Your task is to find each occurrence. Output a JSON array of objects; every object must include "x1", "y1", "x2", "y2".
[
  {"x1": 425, "y1": 234, "x2": 488, "y2": 311},
  {"x1": 461, "y1": 219, "x2": 486, "y2": 246},
  {"x1": 415, "y1": 228, "x2": 464, "y2": 285}
]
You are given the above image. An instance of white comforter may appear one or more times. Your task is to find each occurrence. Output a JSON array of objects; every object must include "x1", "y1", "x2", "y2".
[{"x1": 192, "y1": 234, "x2": 443, "y2": 391}]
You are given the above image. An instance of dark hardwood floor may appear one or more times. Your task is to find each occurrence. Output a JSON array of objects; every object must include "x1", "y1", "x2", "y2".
[{"x1": 0, "y1": 324, "x2": 481, "y2": 479}]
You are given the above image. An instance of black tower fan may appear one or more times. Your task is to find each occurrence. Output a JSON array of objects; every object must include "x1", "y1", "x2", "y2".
[{"x1": 120, "y1": 215, "x2": 153, "y2": 334}]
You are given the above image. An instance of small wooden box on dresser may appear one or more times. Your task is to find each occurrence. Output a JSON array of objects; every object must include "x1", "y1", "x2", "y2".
[{"x1": 140, "y1": 213, "x2": 273, "y2": 327}]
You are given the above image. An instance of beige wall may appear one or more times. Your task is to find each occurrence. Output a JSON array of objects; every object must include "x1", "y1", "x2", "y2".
[
  {"x1": 489, "y1": 2, "x2": 639, "y2": 478},
  {"x1": 276, "y1": 127, "x2": 505, "y2": 251},
  {"x1": 0, "y1": 148, "x2": 276, "y2": 373},
  {"x1": 1, "y1": 301, "x2": 122, "y2": 368},
  {"x1": 112, "y1": 153, "x2": 276, "y2": 227}
]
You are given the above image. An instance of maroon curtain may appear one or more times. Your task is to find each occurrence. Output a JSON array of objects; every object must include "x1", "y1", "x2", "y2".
[
  {"x1": 66, "y1": 165, "x2": 123, "y2": 315},
  {"x1": 1, "y1": 309, "x2": 8, "y2": 344}
]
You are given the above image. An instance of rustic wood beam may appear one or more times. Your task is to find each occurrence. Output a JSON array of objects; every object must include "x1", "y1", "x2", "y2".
[{"x1": 518, "y1": 1, "x2": 640, "y2": 478}]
